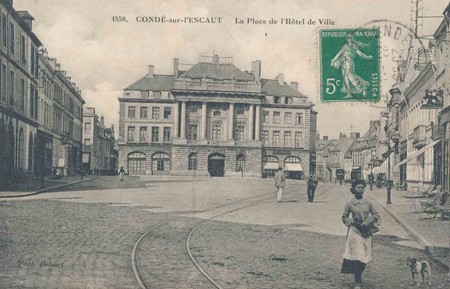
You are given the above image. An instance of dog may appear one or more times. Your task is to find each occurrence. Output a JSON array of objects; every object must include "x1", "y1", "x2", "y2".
[{"x1": 406, "y1": 257, "x2": 432, "y2": 286}]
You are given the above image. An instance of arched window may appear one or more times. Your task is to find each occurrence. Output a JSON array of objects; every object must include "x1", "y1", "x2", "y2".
[
  {"x1": 127, "y1": 152, "x2": 146, "y2": 174},
  {"x1": 188, "y1": 153, "x2": 197, "y2": 170},
  {"x1": 152, "y1": 152, "x2": 170, "y2": 174},
  {"x1": 236, "y1": 154, "x2": 245, "y2": 171},
  {"x1": 18, "y1": 128, "x2": 24, "y2": 170}
]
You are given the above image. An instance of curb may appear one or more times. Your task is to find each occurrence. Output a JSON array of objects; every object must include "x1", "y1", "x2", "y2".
[
  {"x1": 370, "y1": 195, "x2": 449, "y2": 271},
  {"x1": 0, "y1": 177, "x2": 97, "y2": 199}
]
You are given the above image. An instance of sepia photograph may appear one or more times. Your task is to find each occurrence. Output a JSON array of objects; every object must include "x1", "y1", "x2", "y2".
[{"x1": 0, "y1": 0, "x2": 449, "y2": 288}]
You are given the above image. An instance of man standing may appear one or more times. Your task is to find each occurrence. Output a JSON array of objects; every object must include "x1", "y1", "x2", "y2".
[
  {"x1": 119, "y1": 166, "x2": 125, "y2": 182},
  {"x1": 307, "y1": 174, "x2": 318, "y2": 202},
  {"x1": 274, "y1": 167, "x2": 286, "y2": 202}
]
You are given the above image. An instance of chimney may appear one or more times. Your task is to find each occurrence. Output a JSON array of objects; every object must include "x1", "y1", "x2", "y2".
[
  {"x1": 276, "y1": 73, "x2": 285, "y2": 86},
  {"x1": 147, "y1": 65, "x2": 154, "y2": 78},
  {"x1": 100, "y1": 116, "x2": 104, "y2": 125},
  {"x1": 17, "y1": 11, "x2": 34, "y2": 30},
  {"x1": 350, "y1": 132, "x2": 360, "y2": 139},
  {"x1": 290, "y1": 82, "x2": 298, "y2": 90},
  {"x1": 212, "y1": 54, "x2": 219, "y2": 64},
  {"x1": 251, "y1": 60, "x2": 261, "y2": 81},
  {"x1": 323, "y1": 136, "x2": 328, "y2": 141},
  {"x1": 173, "y1": 58, "x2": 179, "y2": 77}
]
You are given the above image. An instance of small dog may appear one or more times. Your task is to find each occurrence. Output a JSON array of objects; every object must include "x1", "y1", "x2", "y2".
[{"x1": 406, "y1": 257, "x2": 432, "y2": 286}]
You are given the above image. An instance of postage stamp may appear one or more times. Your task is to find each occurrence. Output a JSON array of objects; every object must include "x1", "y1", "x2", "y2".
[{"x1": 320, "y1": 28, "x2": 380, "y2": 102}]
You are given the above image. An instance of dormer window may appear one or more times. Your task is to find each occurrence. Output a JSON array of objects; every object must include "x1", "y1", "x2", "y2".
[{"x1": 274, "y1": 96, "x2": 280, "y2": 104}]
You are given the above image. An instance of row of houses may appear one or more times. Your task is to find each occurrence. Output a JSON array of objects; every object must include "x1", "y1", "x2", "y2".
[
  {"x1": 0, "y1": 0, "x2": 116, "y2": 188},
  {"x1": 316, "y1": 3, "x2": 450, "y2": 191},
  {"x1": 117, "y1": 55, "x2": 317, "y2": 178}
]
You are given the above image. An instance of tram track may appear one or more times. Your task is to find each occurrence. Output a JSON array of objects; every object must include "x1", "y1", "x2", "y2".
[{"x1": 132, "y1": 183, "x2": 333, "y2": 289}]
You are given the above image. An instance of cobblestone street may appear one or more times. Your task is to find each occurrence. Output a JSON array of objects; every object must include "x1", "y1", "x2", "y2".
[{"x1": 0, "y1": 176, "x2": 449, "y2": 288}]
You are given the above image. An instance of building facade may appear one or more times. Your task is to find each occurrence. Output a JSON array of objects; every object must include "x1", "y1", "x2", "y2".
[
  {"x1": 82, "y1": 107, "x2": 116, "y2": 175},
  {"x1": 0, "y1": 1, "x2": 41, "y2": 187},
  {"x1": 118, "y1": 55, "x2": 316, "y2": 178}
]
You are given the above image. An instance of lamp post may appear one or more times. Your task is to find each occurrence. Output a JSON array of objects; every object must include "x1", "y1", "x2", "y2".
[
  {"x1": 386, "y1": 136, "x2": 392, "y2": 204},
  {"x1": 369, "y1": 151, "x2": 375, "y2": 191}
]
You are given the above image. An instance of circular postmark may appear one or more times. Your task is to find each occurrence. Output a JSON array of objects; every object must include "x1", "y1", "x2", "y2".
[{"x1": 361, "y1": 19, "x2": 426, "y2": 105}]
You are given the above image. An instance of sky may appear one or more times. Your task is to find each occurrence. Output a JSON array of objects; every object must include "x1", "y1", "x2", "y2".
[{"x1": 14, "y1": 0, "x2": 448, "y2": 139}]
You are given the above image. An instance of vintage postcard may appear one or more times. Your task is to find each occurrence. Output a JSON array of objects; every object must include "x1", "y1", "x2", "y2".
[{"x1": 1, "y1": 0, "x2": 449, "y2": 288}]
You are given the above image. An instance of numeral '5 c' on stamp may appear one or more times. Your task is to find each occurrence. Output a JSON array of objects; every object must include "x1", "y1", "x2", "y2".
[{"x1": 320, "y1": 29, "x2": 380, "y2": 102}]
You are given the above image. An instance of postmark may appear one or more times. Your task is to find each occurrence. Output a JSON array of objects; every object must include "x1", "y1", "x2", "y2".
[{"x1": 320, "y1": 28, "x2": 380, "y2": 102}]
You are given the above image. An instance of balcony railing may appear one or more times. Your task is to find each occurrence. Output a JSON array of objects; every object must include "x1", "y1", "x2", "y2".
[
  {"x1": 173, "y1": 79, "x2": 261, "y2": 93},
  {"x1": 412, "y1": 125, "x2": 427, "y2": 149}
]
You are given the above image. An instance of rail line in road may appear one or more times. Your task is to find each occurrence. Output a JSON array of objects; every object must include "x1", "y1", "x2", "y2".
[{"x1": 131, "y1": 183, "x2": 333, "y2": 289}]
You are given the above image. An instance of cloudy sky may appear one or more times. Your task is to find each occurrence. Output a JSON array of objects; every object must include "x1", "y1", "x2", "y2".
[{"x1": 14, "y1": 0, "x2": 447, "y2": 138}]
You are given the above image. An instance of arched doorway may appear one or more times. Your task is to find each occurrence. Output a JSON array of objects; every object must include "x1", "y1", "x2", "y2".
[
  {"x1": 284, "y1": 156, "x2": 303, "y2": 179},
  {"x1": 208, "y1": 153, "x2": 225, "y2": 177},
  {"x1": 152, "y1": 152, "x2": 170, "y2": 175},
  {"x1": 262, "y1": 156, "x2": 279, "y2": 178},
  {"x1": 127, "y1": 152, "x2": 146, "y2": 175}
]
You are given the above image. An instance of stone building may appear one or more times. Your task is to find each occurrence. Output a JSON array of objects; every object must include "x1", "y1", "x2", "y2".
[
  {"x1": 82, "y1": 107, "x2": 116, "y2": 175},
  {"x1": 0, "y1": 1, "x2": 41, "y2": 186},
  {"x1": 118, "y1": 55, "x2": 316, "y2": 178}
]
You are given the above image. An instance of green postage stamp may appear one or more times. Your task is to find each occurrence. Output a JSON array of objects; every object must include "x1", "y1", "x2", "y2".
[{"x1": 320, "y1": 29, "x2": 380, "y2": 102}]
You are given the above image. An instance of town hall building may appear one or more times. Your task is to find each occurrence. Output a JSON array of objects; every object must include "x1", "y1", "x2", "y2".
[{"x1": 118, "y1": 55, "x2": 317, "y2": 178}]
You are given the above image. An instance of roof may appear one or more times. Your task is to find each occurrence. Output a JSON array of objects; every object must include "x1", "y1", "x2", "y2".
[
  {"x1": 178, "y1": 63, "x2": 253, "y2": 81},
  {"x1": 330, "y1": 137, "x2": 355, "y2": 153},
  {"x1": 261, "y1": 79, "x2": 307, "y2": 98},
  {"x1": 125, "y1": 75, "x2": 175, "y2": 91}
]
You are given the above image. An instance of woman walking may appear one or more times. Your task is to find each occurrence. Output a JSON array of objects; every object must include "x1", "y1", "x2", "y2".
[{"x1": 341, "y1": 179, "x2": 380, "y2": 289}]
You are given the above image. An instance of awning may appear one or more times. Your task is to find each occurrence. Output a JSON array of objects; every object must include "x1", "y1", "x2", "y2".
[
  {"x1": 263, "y1": 162, "x2": 279, "y2": 170},
  {"x1": 284, "y1": 163, "x2": 303, "y2": 172},
  {"x1": 395, "y1": 139, "x2": 441, "y2": 168},
  {"x1": 345, "y1": 166, "x2": 360, "y2": 171}
]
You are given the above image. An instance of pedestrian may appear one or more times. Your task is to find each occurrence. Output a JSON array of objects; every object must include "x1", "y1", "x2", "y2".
[
  {"x1": 306, "y1": 174, "x2": 318, "y2": 202},
  {"x1": 274, "y1": 167, "x2": 286, "y2": 202},
  {"x1": 341, "y1": 179, "x2": 381, "y2": 289},
  {"x1": 119, "y1": 166, "x2": 125, "y2": 182}
]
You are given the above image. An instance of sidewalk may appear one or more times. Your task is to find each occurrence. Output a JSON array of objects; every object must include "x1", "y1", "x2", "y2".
[
  {"x1": 0, "y1": 175, "x2": 96, "y2": 198},
  {"x1": 368, "y1": 187, "x2": 450, "y2": 271}
]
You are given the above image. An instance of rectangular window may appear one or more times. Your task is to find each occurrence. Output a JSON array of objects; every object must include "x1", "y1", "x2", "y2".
[
  {"x1": 263, "y1": 111, "x2": 269, "y2": 123},
  {"x1": 151, "y1": 127, "x2": 159, "y2": 142},
  {"x1": 295, "y1": 113, "x2": 303, "y2": 125},
  {"x1": 127, "y1": 126, "x2": 135, "y2": 142},
  {"x1": 284, "y1": 131, "x2": 291, "y2": 147},
  {"x1": 84, "y1": 139, "x2": 91, "y2": 146},
  {"x1": 128, "y1": 106, "x2": 136, "y2": 118},
  {"x1": 284, "y1": 112, "x2": 291, "y2": 124},
  {"x1": 273, "y1": 112, "x2": 280, "y2": 124},
  {"x1": 140, "y1": 107, "x2": 148, "y2": 119},
  {"x1": 20, "y1": 78, "x2": 25, "y2": 111},
  {"x1": 1, "y1": 63, "x2": 5, "y2": 102},
  {"x1": 1, "y1": 13, "x2": 6, "y2": 46},
  {"x1": 31, "y1": 46, "x2": 37, "y2": 76},
  {"x1": 152, "y1": 107, "x2": 160, "y2": 119},
  {"x1": 189, "y1": 104, "x2": 198, "y2": 113},
  {"x1": 20, "y1": 34, "x2": 26, "y2": 64},
  {"x1": 262, "y1": 130, "x2": 269, "y2": 145},
  {"x1": 9, "y1": 21, "x2": 14, "y2": 55},
  {"x1": 164, "y1": 107, "x2": 172, "y2": 119},
  {"x1": 295, "y1": 132, "x2": 303, "y2": 147},
  {"x1": 163, "y1": 127, "x2": 171, "y2": 142},
  {"x1": 188, "y1": 124, "x2": 198, "y2": 140},
  {"x1": 8, "y1": 69, "x2": 14, "y2": 105},
  {"x1": 85, "y1": 123, "x2": 91, "y2": 133},
  {"x1": 235, "y1": 125, "x2": 245, "y2": 141},
  {"x1": 212, "y1": 124, "x2": 222, "y2": 141},
  {"x1": 236, "y1": 105, "x2": 245, "y2": 114},
  {"x1": 140, "y1": 91, "x2": 149, "y2": 98},
  {"x1": 273, "y1": 131, "x2": 280, "y2": 146},
  {"x1": 139, "y1": 127, "x2": 147, "y2": 142}
]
